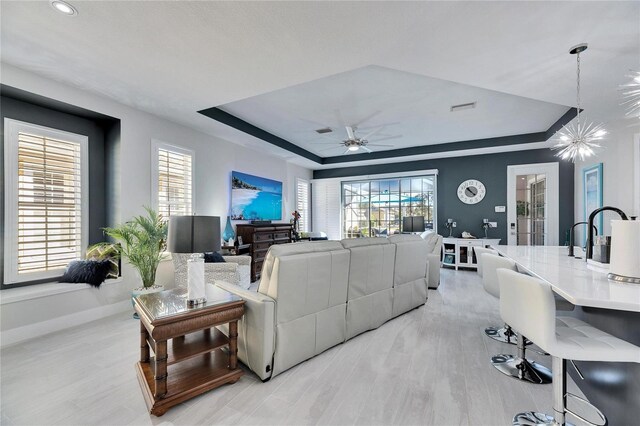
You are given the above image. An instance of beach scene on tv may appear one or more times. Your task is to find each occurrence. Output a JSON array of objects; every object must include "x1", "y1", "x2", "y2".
[{"x1": 231, "y1": 171, "x2": 283, "y2": 221}]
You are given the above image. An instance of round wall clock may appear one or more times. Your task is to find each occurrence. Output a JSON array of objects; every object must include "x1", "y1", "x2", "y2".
[{"x1": 457, "y1": 179, "x2": 486, "y2": 204}]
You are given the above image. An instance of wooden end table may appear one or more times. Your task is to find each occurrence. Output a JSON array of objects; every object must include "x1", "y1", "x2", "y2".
[{"x1": 134, "y1": 286, "x2": 244, "y2": 416}]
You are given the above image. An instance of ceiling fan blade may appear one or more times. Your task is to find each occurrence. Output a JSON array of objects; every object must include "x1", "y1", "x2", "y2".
[
  {"x1": 353, "y1": 110, "x2": 382, "y2": 128},
  {"x1": 367, "y1": 144, "x2": 394, "y2": 147},
  {"x1": 360, "y1": 146, "x2": 373, "y2": 153},
  {"x1": 343, "y1": 148, "x2": 351, "y2": 155},
  {"x1": 345, "y1": 126, "x2": 356, "y2": 140},
  {"x1": 370, "y1": 135, "x2": 402, "y2": 142},
  {"x1": 361, "y1": 126, "x2": 384, "y2": 140}
]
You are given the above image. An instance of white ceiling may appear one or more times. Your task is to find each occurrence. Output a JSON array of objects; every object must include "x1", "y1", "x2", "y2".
[
  {"x1": 1, "y1": 1, "x2": 638, "y2": 169},
  {"x1": 220, "y1": 65, "x2": 570, "y2": 157}
]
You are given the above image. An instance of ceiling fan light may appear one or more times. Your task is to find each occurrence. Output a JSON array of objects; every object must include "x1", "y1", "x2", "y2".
[{"x1": 348, "y1": 146, "x2": 359, "y2": 152}]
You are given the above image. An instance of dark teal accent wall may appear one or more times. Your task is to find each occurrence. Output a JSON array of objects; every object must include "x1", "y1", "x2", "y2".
[
  {"x1": 0, "y1": 90, "x2": 120, "y2": 287},
  {"x1": 314, "y1": 148, "x2": 574, "y2": 244}
]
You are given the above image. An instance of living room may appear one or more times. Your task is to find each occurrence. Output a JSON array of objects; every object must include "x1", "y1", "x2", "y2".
[{"x1": 1, "y1": 1, "x2": 639, "y2": 425}]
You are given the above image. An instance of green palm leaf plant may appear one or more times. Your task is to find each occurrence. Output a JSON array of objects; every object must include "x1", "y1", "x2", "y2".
[{"x1": 103, "y1": 207, "x2": 168, "y2": 288}]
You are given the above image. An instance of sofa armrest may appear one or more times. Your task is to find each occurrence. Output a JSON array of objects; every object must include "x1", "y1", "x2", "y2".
[
  {"x1": 426, "y1": 253, "x2": 440, "y2": 289},
  {"x1": 215, "y1": 280, "x2": 276, "y2": 381},
  {"x1": 223, "y1": 255, "x2": 251, "y2": 267},
  {"x1": 204, "y1": 263, "x2": 239, "y2": 286}
]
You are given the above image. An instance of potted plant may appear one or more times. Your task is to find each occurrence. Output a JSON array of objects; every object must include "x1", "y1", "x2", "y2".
[{"x1": 103, "y1": 207, "x2": 168, "y2": 317}]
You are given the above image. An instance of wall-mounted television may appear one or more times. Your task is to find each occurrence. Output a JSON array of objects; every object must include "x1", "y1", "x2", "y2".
[{"x1": 231, "y1": 171, "x2": 282, "y2": 221}]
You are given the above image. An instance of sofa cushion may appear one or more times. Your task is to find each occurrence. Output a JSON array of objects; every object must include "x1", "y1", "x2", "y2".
[
  {"x1": 259, "y1": 241, "x2": 344, "y2": 294},
  {"x1": 340, "y1": 237, "x2": 390, "y2": 249}
]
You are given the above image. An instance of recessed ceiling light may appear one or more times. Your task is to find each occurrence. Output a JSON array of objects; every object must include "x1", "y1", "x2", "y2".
[{"x1": 50, "y1": 0, "x2": 78, "y2": 16}]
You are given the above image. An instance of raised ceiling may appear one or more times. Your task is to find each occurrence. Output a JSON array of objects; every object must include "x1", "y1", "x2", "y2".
[
  {"x1": 1, "y1": 1, "x2": 638, "y2": 169},
  {"x1": 214, "y1": 65, "x2": 570, "y2": 158}
]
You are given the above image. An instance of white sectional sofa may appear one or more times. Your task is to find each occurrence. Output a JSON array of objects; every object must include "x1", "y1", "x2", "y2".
[
  {"x1": 216, "y1": 235, "x2": 429, "y2": 381},
  {"x1": 420, "y1": 230, "x2": 443, "y2": 289}
]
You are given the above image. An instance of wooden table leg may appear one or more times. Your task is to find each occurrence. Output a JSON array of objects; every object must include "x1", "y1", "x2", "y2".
[
  {"x1": 229, "y1": 320, "x2": 238, "y2": 370},
  {"x1": 154, "y1": 340, "x2": 168, "y2": 398},
  {"x1": 140, "y1": 322, "x2": 149, "y2": 363}
]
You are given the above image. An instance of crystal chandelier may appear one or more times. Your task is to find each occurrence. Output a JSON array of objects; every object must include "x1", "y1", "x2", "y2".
[
  {"x1": 552, "y1": 43, "x2": 606, "y2": 162},
  {"x1": 620, "y1": 70, "x2": 640, "y2": 120}
]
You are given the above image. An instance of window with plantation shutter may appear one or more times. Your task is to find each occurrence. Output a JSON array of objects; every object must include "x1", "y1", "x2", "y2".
[
  {"x1": 4, "y1": 119, "x2": 88, "y2": 285},
  {"x1": 296, "y1": 178, "x2": 310, "y2": 232},
  {"x1": 152, "y1": 141, "x2": 194, "y2": 218}
]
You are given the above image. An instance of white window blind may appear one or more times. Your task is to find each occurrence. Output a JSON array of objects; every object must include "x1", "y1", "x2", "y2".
[
  {"x1": 311, "y1": 179, "x2": 341, "y2": 240},
  {"x1": 155, "y1": 143, "x2": 193, "y2": 218},
  {"x1": 296, "y1": 178, "x2": 310, "y2": 232},
  {"x1": 4, "y1": 119, "x2": 88, "y2": 284}
]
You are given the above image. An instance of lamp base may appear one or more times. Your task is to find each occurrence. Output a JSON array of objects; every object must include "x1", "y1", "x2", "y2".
[{"x1": 187, "y1": 297, "x2": 207, "y2": 307}]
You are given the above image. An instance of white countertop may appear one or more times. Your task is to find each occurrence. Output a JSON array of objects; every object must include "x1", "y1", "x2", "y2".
[{"x1": 493, "y1": 245, "x2": 640, "y2": 312}]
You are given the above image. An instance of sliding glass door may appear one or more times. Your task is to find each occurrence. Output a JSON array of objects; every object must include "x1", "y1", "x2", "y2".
[{"x1": 342, "y1": 175, "x2": 436, "y2": 238}]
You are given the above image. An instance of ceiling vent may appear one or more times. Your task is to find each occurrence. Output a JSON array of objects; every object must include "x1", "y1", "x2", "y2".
[
  {"x1": 315, "y1": 127, "x2": 333, "y2": 134},
  {"x1": 450, "y1": 102, "x2": 477, "y2": 112}
]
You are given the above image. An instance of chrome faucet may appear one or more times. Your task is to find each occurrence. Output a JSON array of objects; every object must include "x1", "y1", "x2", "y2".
[
  {"x1": 568, "y1": 222, "x2": 598, "y2": 257},
  {"x1": 585, "y1": 206, "x2": 628, "y2": 260}
]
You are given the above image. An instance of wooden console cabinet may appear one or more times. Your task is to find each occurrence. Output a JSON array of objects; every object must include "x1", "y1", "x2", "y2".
[{"x1": 236, "y1": 224, "x2": 293, "y2": 282}]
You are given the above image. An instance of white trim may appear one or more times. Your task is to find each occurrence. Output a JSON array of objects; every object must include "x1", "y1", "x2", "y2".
[
  {"x1": 634, "y1": 133, "x2": 640, "y2": 217},
  {"x1": 3, "y1": 118, "x2": 89, "y2": 285},
  {"x1": 150, "y1": 139, "x2": 195, "y2": 215},
  {"x1": 0, "y1": 277, "x2": 123, "y2": 305},
  {"x1": 312, "y1": 168, "x2": 439, "y2": 184},
  {"x1": 506, "y1": 162, "x2": 560, "y2": 246},
  {"x1": 295, "y1": 177, "x2": 310, "y2": 232},
  {"x1": 0, "y1": 299, "x2": 130, "y2": 348}
]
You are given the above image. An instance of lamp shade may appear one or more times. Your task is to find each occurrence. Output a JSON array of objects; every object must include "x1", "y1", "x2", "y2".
[
  {"x1": 403, "y1": 216, "x2": 425, "y2": 233},
  {"x1": 167, "y1": 216, "x2": 221, "y2": 253}
]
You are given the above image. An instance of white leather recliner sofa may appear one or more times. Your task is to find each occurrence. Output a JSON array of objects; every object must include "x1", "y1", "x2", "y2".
[
  {"x1": 216, "y1": 236, "x2": 430, "y2": 381},
  {"x1": 420, "y1": 231, "x2": 443, "y2": 289}
]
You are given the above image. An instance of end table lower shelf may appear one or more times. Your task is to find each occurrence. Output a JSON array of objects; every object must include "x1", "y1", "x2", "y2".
[
  {"x1": 134, "y1": 287, "x2": 245, "y2": 416},
  {"x1": 135, "y1": 348, "x2": 242, "y2": 416}
]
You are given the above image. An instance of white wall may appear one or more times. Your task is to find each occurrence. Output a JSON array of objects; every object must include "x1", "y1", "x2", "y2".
[
  {"x1": 0, "y1": 63, "x2": 312, "y2": 342},
  {"x1": 573, "y1": 118, "x2": 640, "y2": 241}
]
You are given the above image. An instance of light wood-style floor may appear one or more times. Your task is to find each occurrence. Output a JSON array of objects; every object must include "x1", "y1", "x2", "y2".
[{"x1": 1, "y1": 268, "x2": 585, "y2": 426}]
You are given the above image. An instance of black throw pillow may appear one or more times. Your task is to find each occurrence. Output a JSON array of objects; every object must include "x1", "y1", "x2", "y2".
[
  {"x1": 60, "y1": 260, "x2": 112, "y2": 287},
  {"x1": 204, "y1": 252, "x2": 226, "y2": 263}
]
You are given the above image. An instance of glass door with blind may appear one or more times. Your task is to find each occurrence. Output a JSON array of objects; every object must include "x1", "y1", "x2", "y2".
[
  {"x1": 516, "y1": 174, "x2": 546, "y2": 245},
  {"x1": 507, "y1": 163, "x2": 559, "y2": 246}
]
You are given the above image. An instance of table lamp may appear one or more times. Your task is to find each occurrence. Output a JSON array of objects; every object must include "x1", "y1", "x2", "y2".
[
  {"x1": 403, "y1": 216, "x2": 425, "y2": 234},
  {"x1": 167, "y1": 216, "x2": 221, "y2": 306}
]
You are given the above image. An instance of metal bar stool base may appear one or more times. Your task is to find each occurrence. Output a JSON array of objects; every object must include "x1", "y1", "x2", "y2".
[
  {"x1": 512, "y1": 411, "x2": 572, "y2": 426},
  {"x1": 491, "y1": 354, "x2": 552, "y2": 384},
  {"x1": 485, "y1": 326, "x2": 521, "y2": 345}
]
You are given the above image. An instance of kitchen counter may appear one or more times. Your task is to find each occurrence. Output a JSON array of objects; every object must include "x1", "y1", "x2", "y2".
[{"x1": 493, "y1": 245, "x2": 640, "y2": 312}]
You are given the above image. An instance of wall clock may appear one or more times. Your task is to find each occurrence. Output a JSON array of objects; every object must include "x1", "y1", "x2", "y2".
[{"x1": 457, "y1": 179, "x2": 486, "y2": 204}]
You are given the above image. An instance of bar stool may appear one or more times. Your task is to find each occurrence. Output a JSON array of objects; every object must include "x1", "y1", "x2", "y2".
[
  {"x1": 483, "y1": 254, "x2": 551, "y2": 384},
  {"x1": 481, "y1": 253, "x2": 519, "y2": 345},
  {"x1": 474, "y1": 246, "x2": 495, "y2": 277},
  {"x1": 497, "y1": 268, "x2": 640, "y2": 426}
]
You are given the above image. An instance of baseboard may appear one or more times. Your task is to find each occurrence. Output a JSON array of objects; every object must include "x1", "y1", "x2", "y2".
[{"x1": 0, "y1": 299, "x2": 131, "y2": 348}]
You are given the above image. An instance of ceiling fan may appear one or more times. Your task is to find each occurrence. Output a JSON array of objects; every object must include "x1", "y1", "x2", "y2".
[{"x1": 319, "y1": 125, "x2": 398, "y2": 155}]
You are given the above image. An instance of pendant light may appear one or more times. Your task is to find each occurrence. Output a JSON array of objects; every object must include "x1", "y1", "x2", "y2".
[
  {"x1": 552, "y1": 43, "x2": 606, "y2": 162},
  {"x1": 620, "y1": 70, "x2": 640, "y2": 120}
]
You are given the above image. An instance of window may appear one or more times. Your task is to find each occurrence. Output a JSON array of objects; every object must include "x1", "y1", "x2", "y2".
[
  {"x1": 152, "y1": 141, "x2": 194, "y2": 218},
  {"x1": 296, "y1": 178, "x2": 310, "y2": 232},
  {"x1": 4, "y1": 119, "x2": 88, "y2": 284},
  {"x1": 342, "y1": 175, "x2": 436, "y2": 238}
]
